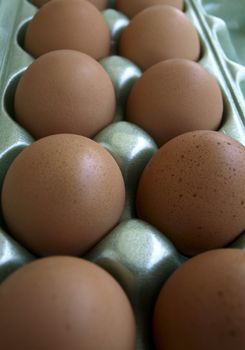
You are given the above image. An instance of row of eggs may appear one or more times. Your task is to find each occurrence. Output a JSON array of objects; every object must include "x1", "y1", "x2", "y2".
[{"x1": 1, "y1": 0, "x2": 245, "y2": 349}]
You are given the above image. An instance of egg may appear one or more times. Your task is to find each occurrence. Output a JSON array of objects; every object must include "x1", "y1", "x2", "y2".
[
  {"x1": 25, "y1": 0, "x2": 110, "y2": 59},
  {"x1": 119, "y1": 5, "x2": 200, "y2": 70},
  {"x1": 153, "y1": 249, "x2": 245, "y2": 350},
  {"x1": 126, "y1": 59, "x2": 223, "y2": 146},
  {"x1": 1, "y1": 134, "x2": 125, "y2": 256},
  {"x1": 0, "y1": 256, "x2": 136, "y2": 350},
  {"x1": 15, "y1": 50, "x2": 116, "y2": 139},
  {"x1": 116, "y1": 0, "x2": 184, "y2": 18},
  {"x1": 32, "y1": 0, "x2": 108, "y2": 10},
  {"x1": 137, "y1": 130, "x2": 245, "y2": 256}
]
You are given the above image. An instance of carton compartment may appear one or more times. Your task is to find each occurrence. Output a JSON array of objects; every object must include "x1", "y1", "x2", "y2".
[{"x1": 201, "y1": 0, "x2": 245, "y2": 65}]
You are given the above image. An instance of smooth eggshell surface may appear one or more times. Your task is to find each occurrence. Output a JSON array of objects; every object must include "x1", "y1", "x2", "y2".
[
  {"x1": 25, "y1": 0, "x2": 110, "y2": 59},
  {"x1": 0, "y1": 257, "x2": 136, "y2": 350},
  {"x1": 137, "y1": 130, "x2": 245, "y2": 256},
  {"x1": 153, "y1": 249, "x2": 245, "y2": 350},
  {"x1": 116, "y1": 0, "x2": 184, "y2": 18},
  {"x1": 126, "y1": 59, "x2": 223, "y2": 146},
  {"x1": 119, "y1": 6, "x2": 200, "y2": 70},
  {"x1": 15, "y1": 50, "x2": 116, "y2": 139},
  {"x1": 32, "y1": 0, "x2": 108, "y2": 10},
  {"x1": 1, "y1": 134, "x2": 125, "y2": 256}
]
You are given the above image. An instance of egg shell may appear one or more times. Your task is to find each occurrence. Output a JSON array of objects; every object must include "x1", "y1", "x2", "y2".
[
  {"x1": 0, "y1": 256, "x2": 136, "y2": 350},
  {"x1": 119, "y1": 5, "x2": 200, "y2": 70},
  {"x1": 1, "y1": 134, "x2": 125, "y2": 256},
  {"x1": 14, "y1": 50, "x2": 116, "y2": 139},
  {"x1": 153, "y1": 249, "x2": 245, "y2": 350},
  {"x1": 32, "y1": 0, "x2": 108, "y2": 10},
  {"x1": 137, "y1": 130, "x2": 245, "y2": 256},
  {"x1": 24, "y1": 0, "x2": 110, "y2": 59},
  {"x1": 116, "y1": 0, "x2": 184, "y2": 18},
  {"x1": 126, "y1": 59, "x2": 223, "y2": 146}
]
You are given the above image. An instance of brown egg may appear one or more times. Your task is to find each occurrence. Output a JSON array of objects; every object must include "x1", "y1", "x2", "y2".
[
  {"x1": 0, "y1": 256, "x2": 136, "y2": 350},
  {"x1": 1, "y1": 134, "x2": 125, "y2": 256},
  {"x1": 153, "y1": 249, "x2": 245, "y2": 350},
  {"x1": 126, "y1": 59, "x2": 223, "y2": 146},
  {"x1": 137, "y1": 130, "x2": 245, "y2": 256},
  {"x1": 25, "y1": 0, "x2": 110, "y2": 59},
  {"x1": 32, "y1": 0, "x2": 108, "y2": 10},
  {"x1": 15, "y1": 50, "x2": 116, "y2": 139},
  {"x1": 116, "y1": 0, "x2": 184, "y2": 18},
  {"x1": 119, "y1": 6, "x2": 200, "y2": 70}
]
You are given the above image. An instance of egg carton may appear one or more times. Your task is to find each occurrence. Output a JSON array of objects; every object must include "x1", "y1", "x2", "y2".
[
  {"x1": 0, "y1": 1, "x2": 245, "y2": 349},
  {"x1": 189, "y1": 0, "x2": 245, "y2": 125}
]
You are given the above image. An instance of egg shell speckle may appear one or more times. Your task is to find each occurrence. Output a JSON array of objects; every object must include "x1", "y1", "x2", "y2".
[
  {"x1": 0, "y1": 256, "x2": 136, "y2": 350},
  {"x1": 153, "y1": 249, "x2": 245, "y2": 350},
  {"x1": 137, "y1": 130, "x2": 245, "y2": 256},
  {"x1": 1, "y1": 134, "x2": 125, "y2": 256}
]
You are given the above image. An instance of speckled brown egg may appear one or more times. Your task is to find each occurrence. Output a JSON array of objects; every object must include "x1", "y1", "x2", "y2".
[
  {"x1": 25, "y1": 0, "x2": 110, "y2": 59},
  {"x1": 126, "y1": 59, "x2": 223, "y2": 146},
  {"x1": 116, "y1": 0, "x2": 184, "y2": 18},
  {"x1": 14, "y1": 50, "x2": 116, "y2": 139},
  {"x1": 137, "y1": 130, "x2": 245, "y2": 256},
  {"x1": 153, "y1": 249, "x2": 245, "y2": 350},
  {"x1": 119, "y1": 6, "x2": 200, "y2": 70},
  {"x1": 1, "y1": 134, "x2": 125, "y2": 256},
  {"x1": 0, "y1": 257, "x2": 136, "y2": 350},
  {"x1": 32, "y1": 0, "x2": 108, "y2": 10}
]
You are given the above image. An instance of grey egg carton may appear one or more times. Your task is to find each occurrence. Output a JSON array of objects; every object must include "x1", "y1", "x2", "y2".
[{"x1": 0, "y1": 0, "x2": 245, "y2": 349}]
